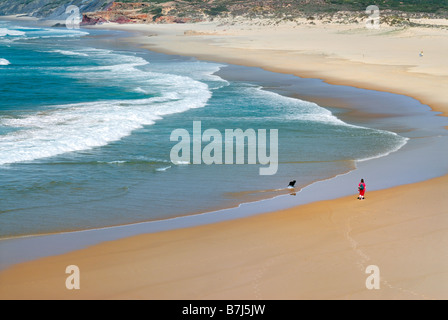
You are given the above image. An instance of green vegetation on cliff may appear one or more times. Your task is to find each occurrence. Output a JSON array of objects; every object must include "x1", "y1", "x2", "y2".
[
  {"x1": 117, "y1": 0, "x2": 448, "y2": 14},
  {"x1": 327, "y1": 0, "x2": 448, "y2": 13},
  {"x1": 0, "y1": 0, "x2": 447, "y2": 20}
]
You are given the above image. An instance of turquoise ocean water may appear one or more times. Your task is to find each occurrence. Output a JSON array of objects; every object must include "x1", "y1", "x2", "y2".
[{"x1": 0, "y1": 21, "x2": 408, "y2": 239}]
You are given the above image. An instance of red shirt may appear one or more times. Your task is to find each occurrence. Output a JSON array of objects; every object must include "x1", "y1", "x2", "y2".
[{"x1": 359, "y1": 183, "x2": 366, "y2": 195}]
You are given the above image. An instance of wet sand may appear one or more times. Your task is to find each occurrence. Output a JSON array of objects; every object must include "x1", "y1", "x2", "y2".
[{"x1": 1, "y1": 174, "x2": 447, "y2": 299}]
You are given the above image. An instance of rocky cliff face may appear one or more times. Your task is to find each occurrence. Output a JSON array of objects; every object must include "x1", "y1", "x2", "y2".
[
  {"x1": 81, "y1": 1, "x2": 201, "y2": 25},
  {"x1": 0, "y1": 0, "x2": 114, "y2": 20},
  {"x1": 1, "y1": 1, "x2": 445, "y2": 25}
]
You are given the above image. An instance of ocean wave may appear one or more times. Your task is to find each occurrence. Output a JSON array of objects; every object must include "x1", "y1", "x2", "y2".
[
  {"x1": 240, "y1": 85, "x2": 410, "y2": 161},
  {"x1": 0, "y1": 46, "x2": 231, "y2": 165},
  {"x1": 357, "y1": 135, "x2": 409, "y2": 162},
  {"x1": 50, "y1": 50, "x2": 89, "y2": 57},
  {"x1": 172, "y1": 160, "x2": 190, "y2": 165},
  {"x1": 0, "y1": 28, "x2": 25, "y2": 37},
  {"x1": 156, "y1": 166, "x2": 172, "y2": 172},
  {"x1": 0, "y1": 58, "x2": 10, "y2": 66},
  {"x1": 0, "y1": 85, "x2": 209, "y2": 165},
  {"x1": 102, "y1": 160, "x2": 127, "y2": 164},
  {"x1": 63, "y1": 49, "x2": 220, "y2": 105},
  {"x1": 34, "y1": 28, "x2": 89, "y2": 39},
  {"x1": 0, "y1": 50, "x2": 212, "y2": 165},
  {"x1": 249, "y1": 86, "x2": 352, "y2": 126},
  {"x1": 24, "y1": 157, "x2": 172, "y2": 166},
  {"x1": 0, "y1": 26, "x2": 88, "y2": 40},
  {"x1": 150, "y1": 60, "x2": 229, "y2": 90},
  {"x1": 98, "y1": 159, "x2": 169, "y2": 165},
  {"x1": 40, "y1": 33, "x2": 89, "y2": 39},
  {"x1": 134, "y1": 87, "x2": 149, "y2": 94}
]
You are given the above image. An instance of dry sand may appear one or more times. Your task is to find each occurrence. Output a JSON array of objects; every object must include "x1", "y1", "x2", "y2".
[
  {"x1": 91, "y1": 19, "x2": 448, "y2": 115},
  {"x1": 1, "y1": 18, "x2": 447, "y2": 300}
]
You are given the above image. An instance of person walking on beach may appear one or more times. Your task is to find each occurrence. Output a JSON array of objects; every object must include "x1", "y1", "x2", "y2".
[{"x1": 358, "y1": 179, "x2": 366, "y2": 200}]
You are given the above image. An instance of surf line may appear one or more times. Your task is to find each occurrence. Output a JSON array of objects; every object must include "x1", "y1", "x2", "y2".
[{"x1": 170, "y1": 121, "x2": 279, "y2": 175}]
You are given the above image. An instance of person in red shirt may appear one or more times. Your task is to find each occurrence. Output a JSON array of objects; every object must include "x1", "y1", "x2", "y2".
[{"x1": 358, "y1": 179, "x2": 366, "y2": 200}]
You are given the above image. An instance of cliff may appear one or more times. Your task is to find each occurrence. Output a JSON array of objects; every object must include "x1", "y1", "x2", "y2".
[
  {"x1": 0, "y1": 0, "x2": 446, "y2": 25},
  {"x1": 81, "y1": 0, "x2": 448, "y2": 26},
  {"x1": 81, "y1": 1, "x2": 201, "y2": 25}
]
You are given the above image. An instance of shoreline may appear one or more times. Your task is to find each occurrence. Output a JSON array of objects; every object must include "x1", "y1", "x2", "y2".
[
  {"x1": 0, "y1": 20, "x2": 433, "y2": 241},
  {"x1": 89, "y1": 20, "x2": 448, "y2": 117},
  {"x1": 0, "y1": 54, "x2": 445, "y2": 267},
  {"x1": 1, "y1": 174, "x2": 447, "y2": 299},
  {"x1": 1, "y1": 17, "x2": 447, "y2": 299}
]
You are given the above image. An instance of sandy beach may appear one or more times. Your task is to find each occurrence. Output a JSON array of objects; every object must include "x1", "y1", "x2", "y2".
[
  {"x1": 1, "y1": 17, "x2": 447, "y2": 300},
  {"x1": 1, "y1": 174, "x2": 447, "y2": 299},
  {"x1": 92, "y1": 18, "x2": 448, "y2": 116}
]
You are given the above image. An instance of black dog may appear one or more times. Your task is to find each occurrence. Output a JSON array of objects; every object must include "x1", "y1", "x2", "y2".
[{"x1": 288, "y1": 180, "x2": 296, "y2": 188}]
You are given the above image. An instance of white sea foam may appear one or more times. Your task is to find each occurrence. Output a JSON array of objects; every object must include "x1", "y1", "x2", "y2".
[
  {"x1": 156, "y1": 166, "x2": 172, "y2": 172},
  {"x1": 0, "y1": 49, "x2": 213, "y2": 165},
  {"x1": 0, "y1": 26, "x2": 88, "y2": 40},
  {"x1": 0, "y1": 58, "x2": 10, "y2": 65},
  {"x1": 246, "y1": 85, "x2": 409, "y2": 160},
  {"x1": 0, "y1": 93, "x2": 209, "y2": 165},
  {"x1": 134, "y1": 87, "x2": 148, "y2": 94},
  {"x1": 0, "y1": 75, "x2": 211, "y2": 165},
  {"x1": 33, "y1": 28, "x2": 88, "y2": 38},
  {"x1": 357, "y1": 135, "x2": 409, "y2": 162},
  {"x1": 151, "y1": 60, "x2": 229, "y2": 90},
  {"x1": 0, "y1": 28, "x2": 25, "y2": 37},
  {"x1": 50, "y1": 50, "x2": 89, "y2": 57},
  {"x1": 173, "y1": 160, "x2": 190, "y2": 165},
  {"x1": 250, "y1": 86, "x2": 351, "y2": 126}
]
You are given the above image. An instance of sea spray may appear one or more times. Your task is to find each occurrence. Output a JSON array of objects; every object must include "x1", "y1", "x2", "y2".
[{"x1": 0, "y1": 58, "x2": 10, "y2": 65}]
